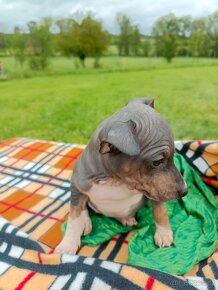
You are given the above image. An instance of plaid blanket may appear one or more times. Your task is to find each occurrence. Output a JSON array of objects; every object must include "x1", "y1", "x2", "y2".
[
  {"x1": 175, "y1": 140, "x2": 218, "y2": 189},
  {"x1": 0, "y1": 138, "x2": 217, "y2": 290}
]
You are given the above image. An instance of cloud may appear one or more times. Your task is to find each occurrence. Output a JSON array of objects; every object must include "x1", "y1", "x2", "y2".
[{"x1": 0, "y1": 0, "x2": 218, "y2": 33}]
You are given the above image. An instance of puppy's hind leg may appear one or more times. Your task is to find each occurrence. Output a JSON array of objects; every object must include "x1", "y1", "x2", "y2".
[
  {"x1": 55, "y1": 187, "x2": 91, "y2": 255},
  {"x1": 117, "y1": 217, "x2": 138, "y2": 227}
]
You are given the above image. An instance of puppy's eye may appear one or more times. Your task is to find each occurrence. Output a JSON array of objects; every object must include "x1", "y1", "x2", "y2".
[{"x1": 153, "y1": 159, "x2": 164, "y2": 167}]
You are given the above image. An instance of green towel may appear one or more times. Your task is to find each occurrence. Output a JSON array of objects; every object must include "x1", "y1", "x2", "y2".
[{"x1": 62, "y1": 153, "x2": 218, "y2": 274}]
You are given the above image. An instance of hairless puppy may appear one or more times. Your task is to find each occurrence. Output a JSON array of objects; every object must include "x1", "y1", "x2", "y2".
[{"x1": 55, "y1": 98, "x2": 188, "y2": 254}]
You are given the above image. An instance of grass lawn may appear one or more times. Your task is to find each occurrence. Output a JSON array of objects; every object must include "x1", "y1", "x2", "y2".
[{"x1": 0, "y1": 57, "x2": 217, "y2": 143}]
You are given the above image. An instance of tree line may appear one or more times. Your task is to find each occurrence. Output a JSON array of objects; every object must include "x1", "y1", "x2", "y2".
[{"x1": 0, "y1": 11, "x2": 218, "y2": 70}]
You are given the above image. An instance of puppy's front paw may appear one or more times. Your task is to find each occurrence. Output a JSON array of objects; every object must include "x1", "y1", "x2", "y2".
[
  {"x1": 55, "y1": 209, "x2": 92, "y2": 255},
  {"x1": 154, "y1": 225, "x2": 173, "y2": 248},
  {"x1": 55, "y1": 236, "x2": 80, "y2": 255}
]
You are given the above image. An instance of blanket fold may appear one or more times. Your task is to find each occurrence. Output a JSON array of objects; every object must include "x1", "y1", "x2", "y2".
[{"x1": 73, "y1": 153, "x2": 218, "y2": 274}]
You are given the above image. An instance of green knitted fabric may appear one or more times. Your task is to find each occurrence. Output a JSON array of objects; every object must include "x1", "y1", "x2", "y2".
[{"x1": 62, "y1": 153, "x2": 218, "y2": 274}]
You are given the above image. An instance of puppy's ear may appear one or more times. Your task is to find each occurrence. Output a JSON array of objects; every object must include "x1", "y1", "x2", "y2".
[
  {"x1": 99, "y1": 121, "x2": 140, "y2": 156},
  {"x1": 127, "y1": 98, "x2": 154, "y2": 108}
]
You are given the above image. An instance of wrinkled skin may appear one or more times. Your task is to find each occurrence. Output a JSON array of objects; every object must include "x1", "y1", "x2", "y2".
[
  {"x1": 55, "y1": 98, "x2": 188, "y2": 255},
  {"x1": 114, "y1": 153, "x2": 185, "y2": 202}
]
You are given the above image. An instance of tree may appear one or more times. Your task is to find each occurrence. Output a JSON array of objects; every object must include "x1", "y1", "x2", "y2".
[
  {"x1": 141, "y1": 38, "x2": 151, "y2": 57},
  {"x1": 0, "y1": 33, "x2": 7, "y2": 52},
  {"x1": 152, "y1": 14, "x2": 180, "y2": 62},
  {"x1": 116, "y1": 14, "x2": 133, "y2": 56},
  {"x1": 80, "y1": 16, "x2": 109, "y2": 67},
  {"x1": 56, "y1": 18, "x2": 74, "y2": 34},
  {"x1": 189, "y1": 18, "x2": 207, "y2": 57},
  {"x1": 130, "y1": 25, "x2": 141, "y2": 56},
  {"x1": 207, "y1": 12, "x2": 218, "y2": 57},
  {"x1": 57, "y1": 15, "x2": 109, "y2": 67},
  {"x1": 28, "y1": 18, "x2": 53, "y2": 70},
  {"x1": 56, "y1": 18, "x2": 76, "y2": 57},
  {"x1": 177, "y1": 16, "x2": 192, "y2": 56},
  {"x1": 11, "y1": 26, "x2": 27, "y2": 67}
]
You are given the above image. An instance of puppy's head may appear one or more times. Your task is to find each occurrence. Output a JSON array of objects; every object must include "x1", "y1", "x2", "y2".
[{"x1": 98, "y1": 98, "x2": 188, "y2": 202}]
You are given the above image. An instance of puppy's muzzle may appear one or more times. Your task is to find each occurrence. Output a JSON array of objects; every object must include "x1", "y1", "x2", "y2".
[{"x1": 177, "y1": 186, "x2": 188, "y2": 198}]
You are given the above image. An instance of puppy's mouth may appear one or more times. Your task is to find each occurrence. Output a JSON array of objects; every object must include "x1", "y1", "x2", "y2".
[
  {"x1": 141, "y1": 190, "x2": 175, "y2": 202},
  {"x1": 141, "y1": 190, "x2": 158, "y2": 201}
]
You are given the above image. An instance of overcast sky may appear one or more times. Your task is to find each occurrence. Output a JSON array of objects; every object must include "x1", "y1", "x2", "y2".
[{"x1": 0, "y1": 0, "x2": 218, "y2": 33}]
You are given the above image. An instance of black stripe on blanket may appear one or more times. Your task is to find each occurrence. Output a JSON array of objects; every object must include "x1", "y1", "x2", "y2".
[
  {"x1": 92, "y1": 240, "x2": 110, "y2": 258},
  {"x1": 134, "y1": 266, "x2": 197, "y2": 290},
  {"x1": 0, "y1": 230, "x2": 45, "y2": 253},
  {"x1": 0, "y1": 141, "x2": 70, "y2": 192},
  {"x1": 0, "y1": 139, "x2": 28, "y2": 156},
  {"x1": 26, "y1": 197, "x2": 70, "y2": 234},
  {"x1": 0, "y1": 253, "x2": 145, "y2": 290},
  {"x1": 108, "y1": 233, "x2": 128, "y2": 260},
  {"x1": 210, "y1": 260, "x2": 218, "y2": 279}
]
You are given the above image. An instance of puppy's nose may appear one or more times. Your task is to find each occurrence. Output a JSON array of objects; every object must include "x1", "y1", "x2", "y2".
[{"x1": 178, "y1": 187, "x2": 188, "y2": 198}]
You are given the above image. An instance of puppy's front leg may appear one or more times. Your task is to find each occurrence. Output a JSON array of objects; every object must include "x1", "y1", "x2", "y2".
[
  {"x1": 152, "y1": 201, "x2": 173, "y2": 248},
  {"x1": 55, "y1": 189, "x2": 92, "y2": 255}
]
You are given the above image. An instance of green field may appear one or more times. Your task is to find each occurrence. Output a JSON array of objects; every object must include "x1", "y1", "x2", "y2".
[{"x1": 0, "y1": 56, "x2": 217, "y2": 143}]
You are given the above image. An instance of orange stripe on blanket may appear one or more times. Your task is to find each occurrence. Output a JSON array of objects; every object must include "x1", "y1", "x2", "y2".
[
  {"x1": 0, "y1": 200, "x2": 64, "y2": 223},
  {"x1": 40, "y1": 219, "x2": 66, "y2": 249},
  {"x1": 78, "y1": 245, "x2": 100, "y2": 257},
  {"x1": 14, "y1": 143, "x2": 53, "y2": 161},
  {"x1": 0, "y1": 151, "x2": 80, "y2": 216},
  {"x1": 3, "y1": 143, "x2": 45, "y2": 172},
  {"x1": 1, "y1": 142, "x2": 83, "y2": 159},
  {"x1": 14, "y1": 253, "x2": 43, "y2": 290},
  {"x1": 121, "y1": 266, "x2": 173, "y2": 290}
]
